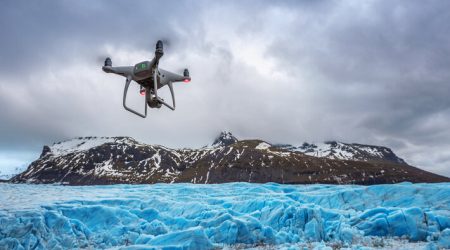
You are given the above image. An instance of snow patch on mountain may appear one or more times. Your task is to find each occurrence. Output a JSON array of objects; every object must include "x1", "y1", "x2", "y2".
[
  {"x1": 48, "y1": 137, "x2": 120, "y2": 157},
  {"x1": 303, "y1": 142, "x2": 359, "y2": 159},
  {"x1": 255, "y1": 142, "x2": 271, "y2": 150}
]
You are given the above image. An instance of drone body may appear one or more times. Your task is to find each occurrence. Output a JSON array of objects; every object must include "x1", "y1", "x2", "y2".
[{"x1": 102, "y1": 40, "x2": 191, "y2": 118}]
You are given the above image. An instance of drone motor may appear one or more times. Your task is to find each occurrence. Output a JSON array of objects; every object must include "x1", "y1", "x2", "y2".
[
  {"x1": 155, "y1": 40, "x2": 164, "y2": 59},
  {"x1": 183, "y1": 69, "x2": 190, "y2": 82},
  {"x1": 104, "y1": 57, "x2": 112, "y2": 67}
]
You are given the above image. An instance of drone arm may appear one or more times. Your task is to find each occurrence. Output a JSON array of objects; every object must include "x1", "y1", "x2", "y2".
[
  {"x1": 123, "y1": 76, "x2": 147, "y2": 118},
  {"x1": 159, "y1": 69, "x2": 191, "y2": 83},
  {"x1": 103, "y1": 66, "x2": 134, "y2": 77}
]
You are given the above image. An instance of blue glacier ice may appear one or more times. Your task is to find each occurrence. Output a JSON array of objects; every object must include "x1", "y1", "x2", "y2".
[{"x1": 0, "y1": 182, "x2": 449, "y2": 249}]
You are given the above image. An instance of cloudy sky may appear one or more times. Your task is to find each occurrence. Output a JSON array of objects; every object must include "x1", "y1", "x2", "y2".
[{"x1": 1, "y1": 0, "x2": 449, "y2": 177}]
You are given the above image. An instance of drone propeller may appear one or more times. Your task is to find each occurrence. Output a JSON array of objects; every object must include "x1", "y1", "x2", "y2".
[
  {"x1": 159, "y1": 38, "x2": 172, "y2": 48},
  {"x1": 96, "y1": 53, "x2": 108, "y2": 62}
]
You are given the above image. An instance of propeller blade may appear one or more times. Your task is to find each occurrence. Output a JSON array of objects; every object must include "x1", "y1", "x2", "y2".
[{"x1": 96, "y1": 55, "x2": 111, "y2": 64}]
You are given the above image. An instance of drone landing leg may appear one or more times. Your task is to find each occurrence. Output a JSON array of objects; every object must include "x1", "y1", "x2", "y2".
[
  {"x1": 123, "y1": 76, "x2": 147, "y2": 118},
  {"x1": 151, "y1": 69, "x2": 175, "y2": 110},
  {"x1": 157, "y1": 82, "x2": 176, "y2": 110}
]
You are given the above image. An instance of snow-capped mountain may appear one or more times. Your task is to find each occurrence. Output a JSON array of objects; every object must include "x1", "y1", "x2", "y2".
[
  {"x1": 211, "y1": 131, "x2": 238, "y2": 147},
  {"x1": 276, "y1": 141, "x2": 407, "y2": 164},
  {"x1": 11, "y1": 132, "x2": 449, "y2": 185}
]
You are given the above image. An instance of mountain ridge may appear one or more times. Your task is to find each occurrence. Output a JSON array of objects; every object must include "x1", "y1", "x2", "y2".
[{"x1": 10, "y1": 132, "x2": 450, "y2": 184}]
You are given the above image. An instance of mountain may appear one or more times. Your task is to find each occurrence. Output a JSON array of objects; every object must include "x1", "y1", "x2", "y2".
[
  {"x1": 211, "y1": 131, "x2": 238, "y2": 147},
  {"x1": 0, "y1": 166, "x2": 27, "y2": 181},
  {"x1": 275, "y1": 141, "x2": 407, "y2": 164},
  {"x1": 0, "y1": 172, "x2": 14, "y2": 181},
  {"x1": 11, "y1": 133, "x2": 449, "y2": 185}
]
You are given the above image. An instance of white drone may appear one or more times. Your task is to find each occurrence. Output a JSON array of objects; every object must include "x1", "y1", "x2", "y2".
[{"x1": 102, "y1": 40, "x2": 191, "y2": 118}]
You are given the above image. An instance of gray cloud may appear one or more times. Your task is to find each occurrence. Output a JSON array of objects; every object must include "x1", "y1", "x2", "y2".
[{"x1": 1, "y1": 0, "x2": 450, "y2": 177}]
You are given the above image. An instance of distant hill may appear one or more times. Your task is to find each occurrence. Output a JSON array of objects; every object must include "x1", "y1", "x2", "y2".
[
  {"x1": 11, "y1": 132, "x2": 450, "y2": 185},
  {"x1": 0, "y1": 166, "x2": 27, "y2": 181}
]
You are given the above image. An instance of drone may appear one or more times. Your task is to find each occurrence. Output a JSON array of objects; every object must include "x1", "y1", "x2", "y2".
[{"x1": 102, "y1": 40, "x2": 191, "y2": 118}]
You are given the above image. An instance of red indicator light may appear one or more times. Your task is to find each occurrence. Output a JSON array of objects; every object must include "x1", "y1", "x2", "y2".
[
  {"x1": 140, "y1": 89, "x2": 146, "y2": 96},
  {"x1": 183, "y1": 79, "x2": 190, "y2": 83}
]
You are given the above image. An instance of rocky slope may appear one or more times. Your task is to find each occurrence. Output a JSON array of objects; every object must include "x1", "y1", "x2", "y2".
[{"x1": 11, "y1": 132, "x2": 450, "y2": 185}]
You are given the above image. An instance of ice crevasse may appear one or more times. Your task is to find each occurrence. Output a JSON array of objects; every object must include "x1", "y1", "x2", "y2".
[{"x1": 0, "y1": 182, "x2": 449, "y2": 249}]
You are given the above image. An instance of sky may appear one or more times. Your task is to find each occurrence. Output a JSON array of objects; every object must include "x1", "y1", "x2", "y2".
[{"x1": 0, "y1": 0, "x2": 449, "y2": 177}]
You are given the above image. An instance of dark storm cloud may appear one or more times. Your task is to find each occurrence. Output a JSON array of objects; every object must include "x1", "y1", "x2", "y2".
[
  {"x1": 0, "y1": 0, "x2": 200, "y2": 77},
  {"x1": 1, "y1": 0, "x2": 450, "y2": 177},
  {"x1": 305, "y1": 2, "x2": 448, "y2": 141},
  {"x1": 261, "y1": 0, "x2": 450, "y2": 175}
]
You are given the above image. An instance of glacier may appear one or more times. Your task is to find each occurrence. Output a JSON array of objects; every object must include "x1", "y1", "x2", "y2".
[{"x1": 0, "y1": 182, "x2": 449, "y2": 249}]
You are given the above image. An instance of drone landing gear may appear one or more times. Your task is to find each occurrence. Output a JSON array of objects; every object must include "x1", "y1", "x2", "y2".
[
  {"x1": 151, "y1": 69, "x2": 176, "y2": 111},
  {"x1": 123, "y1": 76, "x2": 147, "y2": 118},
  {"x1": 122, "y1": 71, "x2": 177, "y2": 118},
  {"x1": 158, "y1": 83, "x2": 176, "y2": 110}
]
